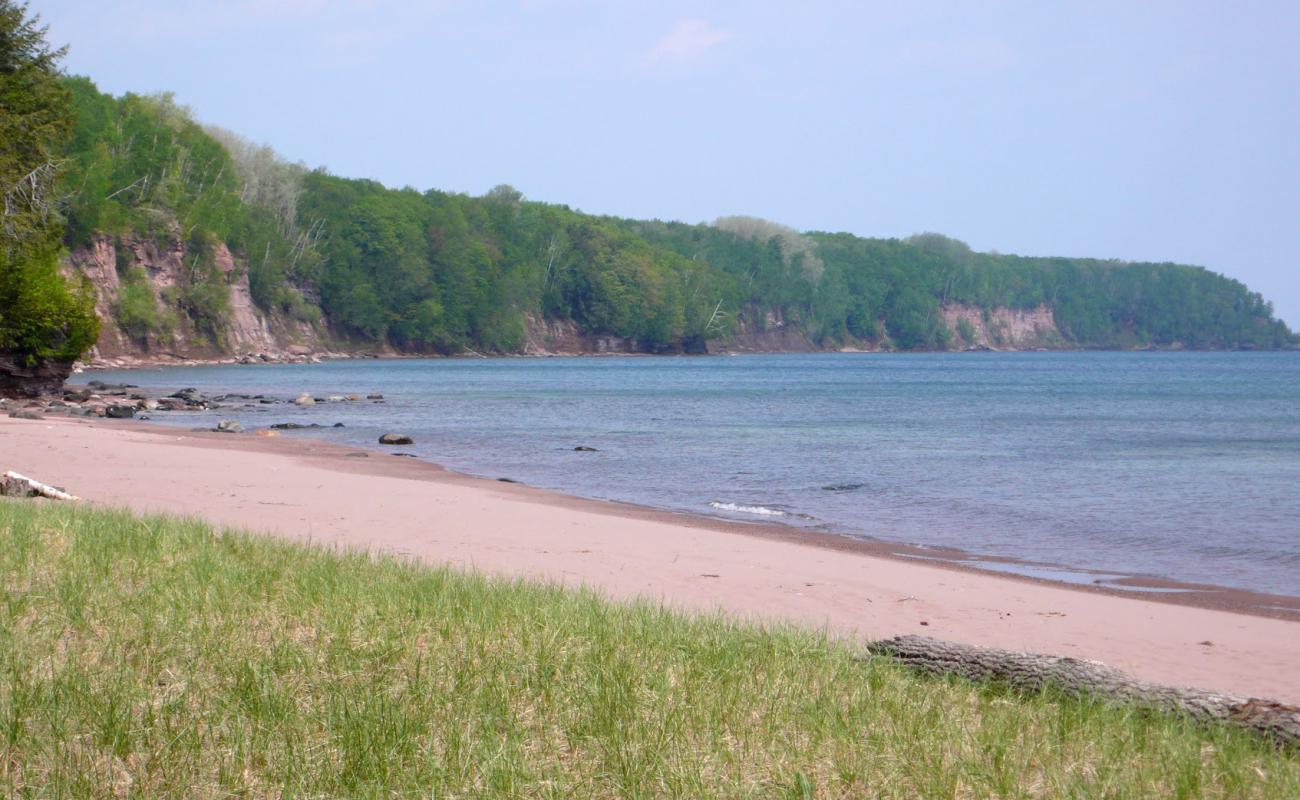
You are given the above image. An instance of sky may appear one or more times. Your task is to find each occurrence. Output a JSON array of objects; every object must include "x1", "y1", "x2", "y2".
[{"x1": 35, "y1": 0, "x2": 1300, "y2": 326}]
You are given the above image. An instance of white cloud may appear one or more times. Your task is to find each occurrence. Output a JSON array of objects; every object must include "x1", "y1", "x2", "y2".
[{"x1": 646, "y1": 18, "x2": 734, "y2": 67}]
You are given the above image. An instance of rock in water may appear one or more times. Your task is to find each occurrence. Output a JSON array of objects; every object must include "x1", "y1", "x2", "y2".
[
  {"x1": 294, "y1": 394, "x2": 315, "y2": 406},
  {"x1": 105, "y1": 405, "x2": 136, "y2": 419},
  {"x1": 215, "y1": 420, "x2": 244, "y2": 433},
  {"x1": 379, "y1": 433, "x2": 413, "y2": 445},
  {"x1": 574, "y1": 446, "x2": 598, "y2": 452}
]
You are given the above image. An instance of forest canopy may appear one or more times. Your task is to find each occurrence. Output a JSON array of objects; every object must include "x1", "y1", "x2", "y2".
[{"x1": 42, "y1": 75, "x2": 1300, "y2": 356}]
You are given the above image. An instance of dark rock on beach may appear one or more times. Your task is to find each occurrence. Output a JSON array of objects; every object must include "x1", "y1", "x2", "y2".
[
  {"x1": 378, "y1": 433, "x2": 413, "y2": 445},
  {"x1": 0, "y1": 356, "x2": 76, "y2": 399},
  {"x1": 105, "y1": 405, "x2": 136, "y2": 419}
]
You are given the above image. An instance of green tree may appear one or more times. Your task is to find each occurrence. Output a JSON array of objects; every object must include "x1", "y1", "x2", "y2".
[{"x1": 0, "y1": 1, "x2": 98, "y2": 375}]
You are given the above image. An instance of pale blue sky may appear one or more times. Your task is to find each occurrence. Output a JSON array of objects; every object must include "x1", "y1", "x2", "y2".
[{"x1": 36, "y1": 1, "x2": 1300, "y2": 326}]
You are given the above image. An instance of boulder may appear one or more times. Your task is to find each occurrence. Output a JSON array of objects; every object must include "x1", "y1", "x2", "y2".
[
  {"x1": 366, "y1": 393, "x2": 384, "y2": 400},
  {"x1": 378, "y1": 433, "x2": 414, "y2": 445},
  {"x1": 168, "y1": 388, "x2": 207, "y2": 406},
  {"x1": 105, "y1": 405, "x2": 136, "y2": 419},
  {"x1": 0, "y1": 356, "x2": 75, "y2": 399}
]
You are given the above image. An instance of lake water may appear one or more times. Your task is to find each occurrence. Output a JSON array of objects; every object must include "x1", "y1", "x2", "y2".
[{"x1": 90, "y1": 352, "x2": 1300, "y2": 597}]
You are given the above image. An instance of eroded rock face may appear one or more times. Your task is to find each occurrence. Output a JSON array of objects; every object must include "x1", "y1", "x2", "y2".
[
  {"x1": 940, "y1": 303, "x2": 1062, "y2": 350},
  {"x1": 63, "y1": 228, "x2": 326, "y2": 366},
  {"x1": 0, "y1": 356, "x2": 75, "y2": 399}
]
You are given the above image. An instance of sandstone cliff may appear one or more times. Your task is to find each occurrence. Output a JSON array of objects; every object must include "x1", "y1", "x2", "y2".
[
  {"x1": 940, "y1": 303, "x2": 1063, "y2": 350},
  {"x1": 61, "y1": 231, "x2": 1070, "y2": 366},
  {"x1": 65, "y1": 228, "x2": 331, "y2": 367}
]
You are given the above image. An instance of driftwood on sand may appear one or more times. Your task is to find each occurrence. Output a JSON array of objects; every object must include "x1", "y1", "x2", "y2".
[
  {"x1": 0, "y1": 470, "x2": 80, "y2": 501},
  {"x1": 865, "y1": 635, "x2": 1300, "y2": 747}
]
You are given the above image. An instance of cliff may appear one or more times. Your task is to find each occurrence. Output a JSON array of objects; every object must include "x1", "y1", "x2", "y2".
[
  {"x1": 65, "y1": 228, "x2": 334, "y2": 368},
  {"x1": 62, "y1": 239, "x2": 1074, "y2": 366},
  {"x1": 940, "y1": 304, "x2": 1063, "y2": 350}
]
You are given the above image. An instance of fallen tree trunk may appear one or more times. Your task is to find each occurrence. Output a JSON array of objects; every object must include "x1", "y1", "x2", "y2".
[
  {"x1": 865, "y1": 635, "x2": 1300, "y2": 747},
  {"x1": 0, "y1": 470, "x2": 80, "y2": 501}
]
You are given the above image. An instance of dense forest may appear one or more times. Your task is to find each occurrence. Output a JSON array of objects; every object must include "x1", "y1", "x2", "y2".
[
  {"x1": 2, "y1": 0, "x2": 1294, "y2": 391},
  {"x1": 52, "y1": 76, "x2": 1295, "y2": 355}
]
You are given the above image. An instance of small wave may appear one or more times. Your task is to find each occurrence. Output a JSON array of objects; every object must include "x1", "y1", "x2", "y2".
[{"x1": 708, "y1": 501, "x2": 787, "y2": 517}]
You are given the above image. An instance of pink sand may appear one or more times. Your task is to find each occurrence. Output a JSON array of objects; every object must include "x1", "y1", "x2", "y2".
[{"x1": 3, "y1": 414, "x2": 1298, "y2": 703}]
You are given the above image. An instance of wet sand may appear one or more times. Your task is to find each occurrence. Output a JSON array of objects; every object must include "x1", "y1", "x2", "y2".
[{"x1": 3, "y1": 413, "x2": 1299, "y2": 703}]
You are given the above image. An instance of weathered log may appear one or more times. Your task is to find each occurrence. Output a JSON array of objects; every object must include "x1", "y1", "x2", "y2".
[
  {"x1": 864, "y1": 635, "x2": 1300, "y2": 747},
  {"x1": 0, "y1": 470, "x2": 80, "y2": 501}
]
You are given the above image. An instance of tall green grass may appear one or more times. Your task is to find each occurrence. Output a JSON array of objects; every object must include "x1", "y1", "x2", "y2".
[{"x1": 1, "y1": 499, "x2": 1296, "y2": 798}]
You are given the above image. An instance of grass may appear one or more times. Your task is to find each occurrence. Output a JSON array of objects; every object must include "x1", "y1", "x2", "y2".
[{"x1": 0, "y1": 500, "x2": 1297, "y2": 798}]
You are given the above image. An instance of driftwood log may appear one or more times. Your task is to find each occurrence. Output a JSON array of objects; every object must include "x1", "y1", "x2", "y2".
[
  {"x1": 0, "y1": 470, "x2": 79, "y2": 501},
  {"x1": 865, "y1": 635, "x2": 1300, "y2": 747}
]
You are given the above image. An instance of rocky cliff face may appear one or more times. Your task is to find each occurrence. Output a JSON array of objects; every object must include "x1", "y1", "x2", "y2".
[
  {"x1": 940, "y1": 303, "x2": 1062, "y2": 350},
  {"x1": 60, "y1": 233, "x2": 1071, "y2": 369},
  {"x1": 65, "y1": 229, "x2": 329, "y2": 367}
]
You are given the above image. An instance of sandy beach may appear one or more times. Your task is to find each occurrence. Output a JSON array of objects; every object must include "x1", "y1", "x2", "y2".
[{"x1": 3, "y1": 412, "x2": 1299, "y2": 704}]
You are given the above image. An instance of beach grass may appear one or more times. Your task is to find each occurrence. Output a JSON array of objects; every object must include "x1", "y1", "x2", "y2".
[{"x1": 1, "y1": 499, "x2": 1297, "y2": 798}]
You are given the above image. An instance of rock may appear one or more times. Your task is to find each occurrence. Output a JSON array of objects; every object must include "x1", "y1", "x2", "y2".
[
  {"x1": 168, "y1": 388, "x2": 207, "y2": 406},
  {"x1": 8, "y1": 409, "x2": 45, "y2": 420},
  {"x1": 327, "y1": 395, "x2": 345, "y2": 403},
  {"x1": 574, "y1": 446, "x2": 598, "y2": 452},
  {"x1": 270, "y1": 422, "x2": 321, "y2": 430},
  {"x1": 378, "y1": 433, "x2": 413, "y2": 445},
  {"x1": 105, "y1": 405, "x2": 136, "y2": 419},
  {"x1": 346, "y1": 394, "x2": 362, "y2": 402},
  {"x1": 366, "y1": 393, "x2": 384, "y2": 400},
  {"x1": 69, "y1": 406, "x2": 94, "y2": 417},
  {"x1": 0, "y1": 355, "x2": 76, "y2": 399},
  {"x1": 294, "y1": 394, "x2": 315, "y2": 406},
  {"x1": 156, "y1": 398, "x2": 188, "y2": 411},
  {"x1": 215, "y1": 420, "x2": 244, "y2": 433},
  {"x1": 333, "y1": 422, "x2": 345, "y2": 428},
  {"x1": 64, "y1": 388, "x2": 93, "y2": 402}
]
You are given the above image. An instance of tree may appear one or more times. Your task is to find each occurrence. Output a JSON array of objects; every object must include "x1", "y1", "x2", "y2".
[{"x1": 0, "y1": 1, "x2": 97, "y2": 391}]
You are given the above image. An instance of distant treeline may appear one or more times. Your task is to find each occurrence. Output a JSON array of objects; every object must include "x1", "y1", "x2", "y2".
[{"x1": 57, "y1": 77, "x2": 1297, "y2": 354}]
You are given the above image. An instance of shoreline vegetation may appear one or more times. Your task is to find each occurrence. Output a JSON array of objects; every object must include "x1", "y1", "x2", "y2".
[{"x1": 3, "y1": 500, "x2": 1299, "y2": 797}]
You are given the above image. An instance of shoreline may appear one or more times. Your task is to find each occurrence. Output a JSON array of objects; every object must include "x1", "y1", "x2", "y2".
[
  {"x1": 76, "y1": 343, "x2": 1300, "y2": 372},
  {"x1": 4, "y1": 412, "x2": 1300, "y2": 703},
  {"x1": 53, "y1": 369, "x2": 1300, "y2": 613}
]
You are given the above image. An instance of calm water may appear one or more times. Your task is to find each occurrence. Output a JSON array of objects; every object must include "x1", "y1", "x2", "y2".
[{"x1": 90, "y1": 353, "x2": 1300, "y2": 597}]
